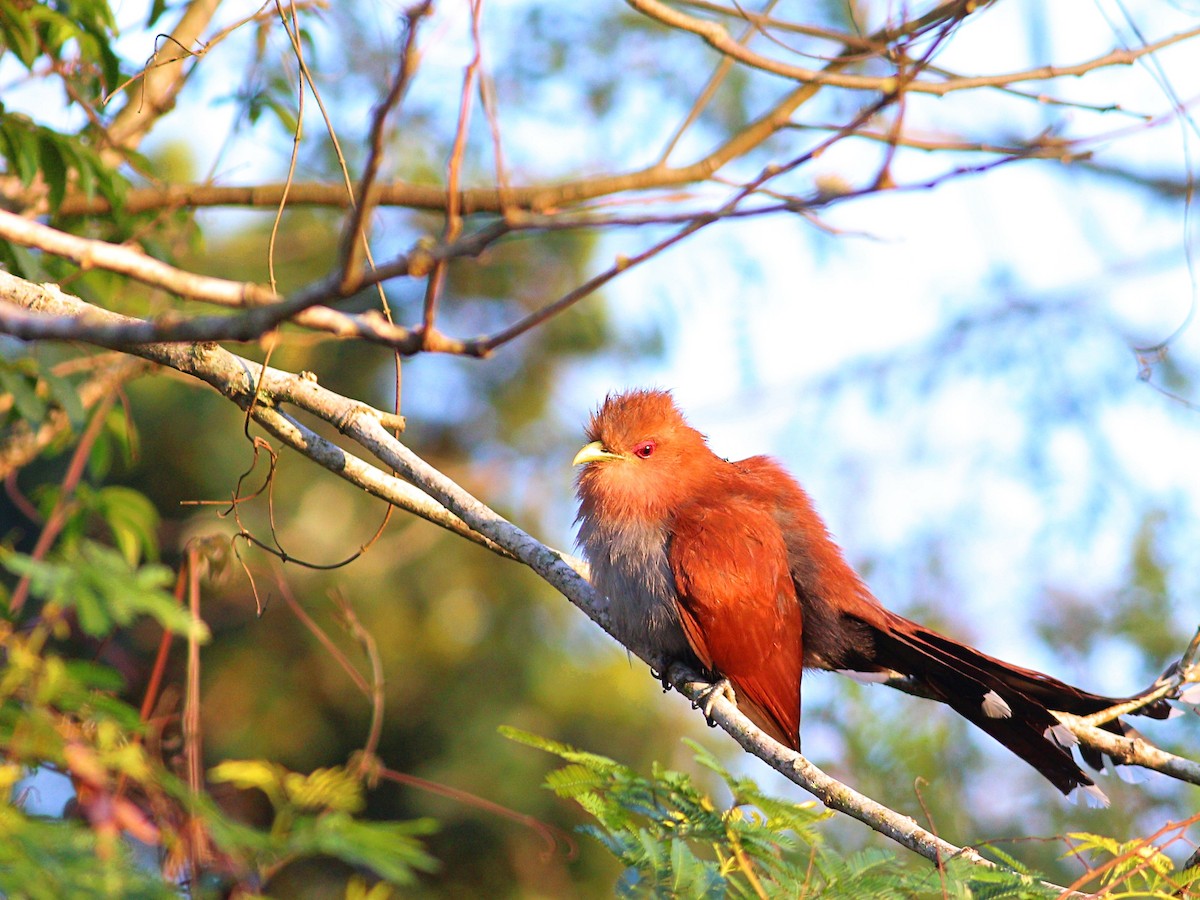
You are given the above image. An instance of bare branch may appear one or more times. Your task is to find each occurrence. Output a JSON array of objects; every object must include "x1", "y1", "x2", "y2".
[
  {"x1": 0, "y1": 212, "x2": 506, "y2": 351},
  {"x1": 338, "y1": 1, "x2": 431, "y2": 294},
  {"x1": 107, "y1": 0, "x2": 224, "y2": 152},
  {"x1": 0, "y1": 275, "x2": 340, "y2": 346},
  {"x1": 675, "y1": 0, "x2": 875, "y2": 47},
  {"x1": 1054, "y1": 712, "x2": 1200, "y2": 787},
  {"x1": 655, "y1": 0, "x2": 778, "y2": 166},
  {"x1": 0, "y1": 209, "x2": 278, "y2": 308},
  {"x1": 628, "y1": 0, "x2": 1200, "y2": 97},
  {"x1": 664, "y1": 665, "x2": 1066, "y2": 888}
]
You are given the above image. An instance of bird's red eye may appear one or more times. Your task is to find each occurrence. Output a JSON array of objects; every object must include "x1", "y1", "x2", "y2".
[{"x1": 633, "y1": 440, "x2": 656, "y2": 459}]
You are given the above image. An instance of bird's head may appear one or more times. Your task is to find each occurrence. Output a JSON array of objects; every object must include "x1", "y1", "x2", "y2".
[{"x1": 573, "y1": 389, "x2": 717, "y2": 520}]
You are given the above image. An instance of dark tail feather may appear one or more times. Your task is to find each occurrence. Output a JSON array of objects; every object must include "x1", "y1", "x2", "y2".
[{"x1": 844, "y1": 611, "x2": 1170, "y2": 797}]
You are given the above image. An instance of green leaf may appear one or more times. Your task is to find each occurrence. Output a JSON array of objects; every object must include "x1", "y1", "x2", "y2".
[
  {"x1": 544, "y1": 763, "x2": 610, "y2": 801},
  {"x1": 500, "y1": 725, "x2": 624, "y2": 771},
  {"x1": 498, "y1": 725, "x2": 575, "y2": 755},
  {"x1": 59, "y1": 141, "x2": 94, "y2": 201},
  {"x1": 0, "y1": 362, "x2": 48, "y2": 424},
  {"x1": 145, "y1": 0, "x2": 170, "y2": 28},
  {"x1": 0, "y1": 12, "x2": 38, "y2": 68},
  {"x1": 0, "y1": 806, "x2": 179, "y2": 900},
  {"x1": 91, "y1": 486, "x2": 161, "y2": 564},
  {"x1": 1, "y1": 116, "x2": 40, "y2": 185},
  {"x1": 292, "y1": 814, "x2": 439, "y2": 886},
  {"x1": 39, "y1": 371, "x2": 87, "y2": 429},
  {"x1": 105, "y1": 404, "x2": 139, "y2": 466},
  {"x1": 87, "y1": 426, "x2": 114, "y2": 481},
  {"x1": 282, "y1": 766, "x2": 365, "y2": 814},
  {"x1": 209, "y1": 759, "x2": 285, "y2": 803},
  {"x1": 61, "y1": 659, "x2": 126, "y2": 692},
  {"x1": 78, "y1": 16, "x2": 122, "y2": 90},
  {"x1": 38, "y1": 134, "x2": 68, "y2": 212},
  {"x1": 0, "y1": 543, "x2": 206, "y2": 641}
]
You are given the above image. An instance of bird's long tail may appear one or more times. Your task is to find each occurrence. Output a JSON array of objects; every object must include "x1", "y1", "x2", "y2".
[{"x1": 842, "y1": 610, "x2": 1171, "y2": 798}]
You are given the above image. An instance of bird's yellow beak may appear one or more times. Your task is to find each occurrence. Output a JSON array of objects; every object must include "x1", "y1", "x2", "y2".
[{"x1": 572, "y1": 441, "x2": 623, "y2": 467}]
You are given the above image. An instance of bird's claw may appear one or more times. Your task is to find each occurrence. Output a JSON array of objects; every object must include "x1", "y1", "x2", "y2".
[
  {"x1": 650, "y1": 666, "x2": 672, "y2": 693},
  {"x1": 692, "y1": 677, "x2": 736, "y2": 727}
]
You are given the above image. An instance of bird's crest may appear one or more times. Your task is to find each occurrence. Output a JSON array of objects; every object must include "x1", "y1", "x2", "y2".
[{"x1": 586, "y1": 389, "x2": 697, "y2": 453}]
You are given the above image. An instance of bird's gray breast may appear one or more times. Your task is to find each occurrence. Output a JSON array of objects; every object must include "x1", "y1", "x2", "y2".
[{"x1": 577, "y1": 514, "x2": 695, "y2": 664}]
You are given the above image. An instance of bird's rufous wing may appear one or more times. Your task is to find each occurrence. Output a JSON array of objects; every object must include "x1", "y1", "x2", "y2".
[{"x1": 667, "y1": 497, "x2": 804, "y2": 749}]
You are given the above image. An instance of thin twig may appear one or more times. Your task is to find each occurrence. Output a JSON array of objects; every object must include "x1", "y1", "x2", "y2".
[
  {"x1": 657, "y1": 0, "x2": 780, "y2": 166},
  {"x1": 419, "y1": 0, "x2": 483, "y2": 341},
  {"x1": 331, "y1": 591, "x2": 386, "y2": 770},
  {"x1": 276, "y1": 575, "x2": 371, "y2": 696},
  {"x1": 107, "y1": 0, "x2": 223, "y2": 154},
  {"x1": 470, "y1": 90, "x2": 897, "y2": 353},
  {"x1": 377, "y1": 767, "x2": 576, "y2": 860},
  {"x1": 183, "y1": 544, "x2": 204, "y2": 885},
  {"x1": 0, "y1": 216, "x2": 504, "y2": 350},
  {"x1": 339, "y1": 1, "x2": 431, "y2": 294},
  {"x1": 9, "y1": 389, "x2": 117, "y2": 615}
]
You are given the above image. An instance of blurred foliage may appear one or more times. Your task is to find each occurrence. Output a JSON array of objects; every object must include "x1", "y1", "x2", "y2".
[
  {"x1": 0, "y1": 0, "x2": 121, "y2": 90},
  {"x1": 0, "y1": 576, "x2": 441, "y2": 894},
  {"x1": 1066, "y1": 831, "x2": 1200, "y2": 898},
  {"x1": 506, "y1": 727, "x2": 1066, "y2": 899},
  {"x1": 0, "y1": 805, "x2": 180, "y2": 900},
  {"x1": 0, "y1": 108, "x2": 127, "y2": 213},
  {"x1": 1, "y1": 542, "x2": 200, "y2": 639}
]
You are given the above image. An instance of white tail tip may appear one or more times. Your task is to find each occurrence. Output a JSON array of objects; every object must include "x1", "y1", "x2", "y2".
[
  {"x1": 1177, "y1": 683, "x2": 1200, "y2": 705},
  {"x1": 1044, "y1": 723, "x2": 1078, "y2": 748},
  {"x1": 1112, "y1": 763, "x2": 1145, "y2": 785},
  {"x1": 981, "y1": 690, "x2": 1012, "y2": 719},
  {"x1": 1069, "y1": 783, "x2": 1110, "y2": 808}
]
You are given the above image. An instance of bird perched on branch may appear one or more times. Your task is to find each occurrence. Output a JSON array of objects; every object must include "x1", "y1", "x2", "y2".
[{"x1": 573, "y1": 389, "x2": 1170, "y2": 801}]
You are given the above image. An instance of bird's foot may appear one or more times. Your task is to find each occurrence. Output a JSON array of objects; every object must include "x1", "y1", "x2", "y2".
[{"x1": 692, "y1": 677, "x2": 736, "y2": 728}]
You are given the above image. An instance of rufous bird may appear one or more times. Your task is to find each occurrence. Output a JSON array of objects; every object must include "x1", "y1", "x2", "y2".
[{"x1": 573, "y1": 389, "x2": 1170, "y2": 801}]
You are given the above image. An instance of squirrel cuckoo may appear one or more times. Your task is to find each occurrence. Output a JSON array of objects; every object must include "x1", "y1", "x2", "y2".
[{"x1": 573, "y1": 389, "x2": 1170, "y2": 801}]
